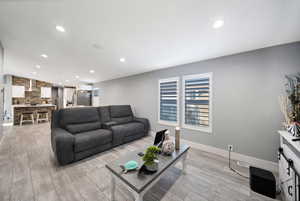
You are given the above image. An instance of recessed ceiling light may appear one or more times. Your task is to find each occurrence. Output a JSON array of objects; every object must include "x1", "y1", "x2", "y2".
[
  {"x1": 92, "y1": 43, "x2": 102, "y2": 50},
  {"x1": 32, "y1": 72, "x2": 37, "y2": 75},
  {"x1": 213, "y1": 20, "x2": 224, "y2": 29},
  {"x1": 41, "y1": 54, "x2": 48, "y2": 58},
  {"x1": 56, "y1": 25, "x2": 65, "y2": 33},
  {"x1": 89, "y1": 70, "x2": 95, "y2": 74},
  {"x1": 65, "y1": 80, "x2": 69, "y2": 82},
  {"x1": 120, "y1": 58, "x2": 126, "y2": 63},
  {"x1": 36, "y1": 65, "x2": 41, "y2": 69},
  {"x1": 75, "y1": 75, "x2": 80, "y2": 79}
]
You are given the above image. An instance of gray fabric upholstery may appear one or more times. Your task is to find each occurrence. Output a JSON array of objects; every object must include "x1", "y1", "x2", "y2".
[
  {"x1": 110, "y1": 122, "x2": 145, "y2": 146},
  {"x1": 110, "y1": 105, "x2": 133, "y2": 124},
  {"x1": 52, "y1": 128, "x2": 75, "y2": 165},
  {"x1": 110, "y1": 105, "x2": 133, "y2": 117},
  {"x1": 66, "y1": 122, "x2": 102, "y2": 134},
  {"x1": 103, "y1": 121, "x2": 117, "y2": 129},
  {"x1": 98, "y1": 106, "x2": 110, "y2": 122},
  {"x1": 51, "y1": 110, "x2": 60, "y2": 129},
  {"x1": 74, "y1": 129, "x2": 112, "y2": 152},
  {"x1": 124, "y1": 133, "x2": 145, "y2": 143},
  {"x1": 111, "y1": 116, "x2": 133, "y2": 124},
  {"x1": 75, "y1": 143, "x2": 112, "y2": 161},
  {"x1": 113, "y1": 122, "x2": 144, "y2": 136},
  {"x1": 60, "y1": 107, "x2": 100, "y2": 128},
  {"x1": 133, "y1": 117, "x2": 150, "y2": 133},
  {"x1": 51, "y1": 105, "x2": 150, "y2": 165}
]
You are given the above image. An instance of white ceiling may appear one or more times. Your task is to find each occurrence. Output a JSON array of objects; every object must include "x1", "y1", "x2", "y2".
[{"x1": 0, "y1": 0, "x2": 300, "y2": 85}]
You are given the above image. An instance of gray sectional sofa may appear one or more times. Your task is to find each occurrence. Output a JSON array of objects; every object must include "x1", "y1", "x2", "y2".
[{"x1": 51, "y1": 105, "x2": 149, "y2": 165}]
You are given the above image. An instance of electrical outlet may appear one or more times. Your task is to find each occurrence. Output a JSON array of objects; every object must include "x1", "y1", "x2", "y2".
[{"x1": 228, "y1": 144, "x2": 233, "y2": 151}]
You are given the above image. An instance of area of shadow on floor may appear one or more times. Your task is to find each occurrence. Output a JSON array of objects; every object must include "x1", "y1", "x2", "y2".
[{"x1": 143, "y1": 166, "x2": 183, "y2": 201}]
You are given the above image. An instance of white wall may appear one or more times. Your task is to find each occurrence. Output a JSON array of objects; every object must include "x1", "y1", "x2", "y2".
[
  {"x1": 3, "y1": 75, "x2": 12, "y2": 122},
  {"x1": 0, "y1": 41, "x2": 4, "y2": 139}
]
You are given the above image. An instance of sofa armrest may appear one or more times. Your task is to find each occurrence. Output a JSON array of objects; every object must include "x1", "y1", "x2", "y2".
[
  {"x1": 51, "y1": 128, "x2": 75, "y2": 165},
  {"x1": 133, "y1": 117, "x2": 150, "y2": 133},
  {"x1": 103, "y1": 121, "x2": 118, "y2": 129},
  {"x1": 51, "y1": 110, "x2": 60, "y2": 129}
]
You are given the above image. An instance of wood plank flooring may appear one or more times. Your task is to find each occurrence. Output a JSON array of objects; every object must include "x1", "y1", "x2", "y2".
[{"x1": 0, "y1": 123, "x2": 279, "y2": 201}]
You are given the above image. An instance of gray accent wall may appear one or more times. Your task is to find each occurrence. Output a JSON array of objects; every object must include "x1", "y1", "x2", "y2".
[{"x1": 95, "y1": 42, "x2": 300, "y2": 162}]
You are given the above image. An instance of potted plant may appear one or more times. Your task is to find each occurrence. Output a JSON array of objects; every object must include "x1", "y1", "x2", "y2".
[
  {"x1": 142, "y1": 146, "x2": 161, "y2": 172},
  {"x1": 285, "y1": 73, "x2": 300, "y2": 137}
]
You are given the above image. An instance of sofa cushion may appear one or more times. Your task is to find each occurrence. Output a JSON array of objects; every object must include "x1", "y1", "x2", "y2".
[
  {"x1": 111, "y1": 116, "x2": 133, "y2": 124},
  {"x1": 98, "y1": 106, "x2": 110, "y2": 123},
  {"x1": 66, "y1": 122, "x2": 102, "y2": 134},
  {"x1": 110, "y1": 105, "x2": 133, "y2": 124},
  {"x1": 111, "y1": 122, "x2": 145, "y2": 137},
  {"x1": 124, "y1": 133, "x2": 145, "y2": 143},
  {"x1": 74, "y1": 129, "x2": 112, "y2": 152},
  {"x1": 60, "y1": 107, "x2": 100, "y2": 128},
  {"x1": 110, "y1": 105, "x2": 133, "y2": 118}
]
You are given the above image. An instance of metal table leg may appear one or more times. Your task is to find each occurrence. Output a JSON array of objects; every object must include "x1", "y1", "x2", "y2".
[
  {"x1": 182, "y1": 152, "x2": 188, "y2": 174},
  {"x1": 110, "y1": 174, "x2": 116, "y2": 201}
]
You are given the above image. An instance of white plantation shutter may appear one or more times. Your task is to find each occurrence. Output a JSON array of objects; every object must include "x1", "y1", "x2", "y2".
[
  {"x1": 182, "y1": 73, "x2": 212, "y2": 132},
  {"x1": 158, "y1": 77, "x2": 179, "y2": 126}
]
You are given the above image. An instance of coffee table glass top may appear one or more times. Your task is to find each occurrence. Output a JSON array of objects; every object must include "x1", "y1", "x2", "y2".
[{"x1": 105, "y1": 144, "x2": 190, "y2": 193}]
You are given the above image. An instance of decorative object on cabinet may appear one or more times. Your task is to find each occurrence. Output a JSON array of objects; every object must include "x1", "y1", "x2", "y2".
[
  {"x1": 279, "y1": 95, "x2": 292, "y2": 128},
  {"x1": 285, "y1": 73, "x2": 300, "y2": 121},
  {"x1": 162, "y1": 130, "x2": 175, "y2": 155},
  {"x1": 288, "y1": 122, "x2": 300, "y2": 137},
  {"x1": 279, "y1": 73, "x2": 300, "y2": 135}
]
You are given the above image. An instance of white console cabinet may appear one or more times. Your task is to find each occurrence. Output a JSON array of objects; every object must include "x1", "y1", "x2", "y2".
[{"x1": 279, "y1": 130, "x2": 300, "y2": 201}]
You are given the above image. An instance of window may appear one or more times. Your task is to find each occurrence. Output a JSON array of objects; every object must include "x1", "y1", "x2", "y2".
[
  {"x1": 182, "y1": 73, "x2": 212, "y2": 132},
  {"x1": 158, "y1": 77, "x2": 179, "y2": 126}
]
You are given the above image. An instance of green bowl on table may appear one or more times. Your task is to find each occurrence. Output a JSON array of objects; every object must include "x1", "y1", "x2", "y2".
[{"x1": 120, "y1": 160, "x2": 138, "y2": 173}]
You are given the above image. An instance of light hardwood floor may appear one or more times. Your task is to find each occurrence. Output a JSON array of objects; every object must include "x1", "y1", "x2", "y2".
[{"x1": 0, "y1": 123, "x2": 279, "y2": 201}]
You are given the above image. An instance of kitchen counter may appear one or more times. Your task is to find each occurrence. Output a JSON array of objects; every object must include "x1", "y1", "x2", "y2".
[
  {"x1": 12, "y1": 104, "x2": 56, "y2": 125},
  {"x1": 13, "y1": 104, "x2": 56, "y2": 108}
]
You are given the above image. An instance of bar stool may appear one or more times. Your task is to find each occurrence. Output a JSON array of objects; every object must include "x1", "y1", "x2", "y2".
[
  {"x1": 20, "y1": 111, "x2": 35, "y2": 126},
  {"x1": 37, "y1": 111, "x2": 49, "y2": 123}
]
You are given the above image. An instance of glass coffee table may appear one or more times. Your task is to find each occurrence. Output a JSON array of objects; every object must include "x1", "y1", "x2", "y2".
[{"x1": 105, "y1": 144, "x2": 190, "y2": 201}]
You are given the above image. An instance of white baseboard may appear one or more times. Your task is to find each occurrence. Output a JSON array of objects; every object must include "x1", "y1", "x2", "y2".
[
  {"x1": 3, "y1": 122, "x2": 13, "y2": 127},
  {"x1": 0, "y1": 132, "x2": 4, "y2": 147},
  {"x1": 149, "y1": 130, "x2": 278, "y2": 173}
]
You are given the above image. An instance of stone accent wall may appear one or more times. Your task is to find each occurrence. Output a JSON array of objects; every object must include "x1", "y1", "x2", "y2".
[{"x1": 12, "y1": 76, "x2": 52, "y2": 105}]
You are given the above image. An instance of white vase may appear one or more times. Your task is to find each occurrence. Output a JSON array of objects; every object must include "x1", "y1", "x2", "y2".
[
  {"x1": 288, "y1": 122, "x2": 300, "y2": 136},
  {"x1": 162, "y1": 132, "x2": 175, "y2": 155},
  {"x1": 145, "y1": 160, "x2": 159, "y2": 172}
]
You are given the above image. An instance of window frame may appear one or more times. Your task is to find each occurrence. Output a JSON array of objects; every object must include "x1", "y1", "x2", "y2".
[
  {"x1": 182, "y1": 72, "x2": 213, "y2": 133},
  {"x1": 158, "y1": 77, "x2": 180, "y2": 127}
]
